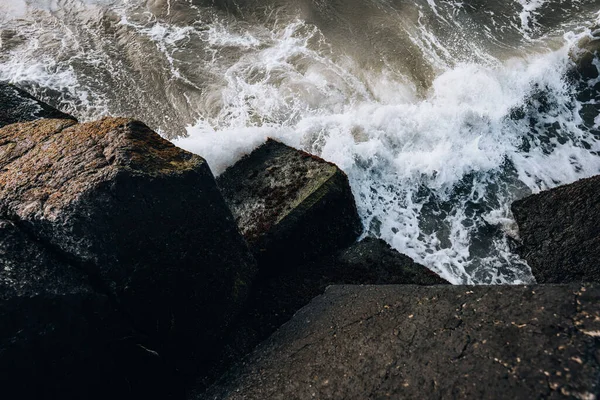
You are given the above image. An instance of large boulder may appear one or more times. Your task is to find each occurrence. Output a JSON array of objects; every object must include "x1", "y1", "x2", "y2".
[
  {"x1": 191, "y1": 238, "x2": 448, "y2": 393},
  {"x1": 201, "y1": 284, "x2": 600, "y2": 400},
  {"x1": 512, "y1": 175, "x2": 600, "y2": 283},
  {"x1": 0, "y1": 82, "x2": 75, "y2": 128},
  {"x1": 217, "y1": 139, "x2": 363, "y2": 271},
  {"x1": 0, "y1": 219, "x2": 168, "y2": 399},
  {"x1": 0, "y1": 117, "x2": 256, "y2": 374}
]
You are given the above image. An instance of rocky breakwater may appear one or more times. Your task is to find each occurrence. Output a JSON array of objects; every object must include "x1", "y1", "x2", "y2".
[
  {"x1": 198, "y1": 168, "x2": 600, "y2": 399},
  {"x1": 0, "y1": 219, "x2": 166, "y2": 398},
  {"x1": 3, "y1": 83, "x2": 599, "y2": 400},
  {"x1": 0, "y1": 93, "x2": 257, "y2": 398},
  {"x1": 1, "y1": 85, "x2": 442, "y2": 398},
  {"x1": 193, "y1": 140, "x2": 447, "y2": 392}
]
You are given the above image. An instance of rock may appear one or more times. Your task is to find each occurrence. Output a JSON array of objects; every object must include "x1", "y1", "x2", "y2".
[
  {"x1": 0, "y1": 219, "x2": 89, "y2": 298},
  {"x1": 191, "y1": 238, "x2": 447, "y2": 393},
  {"x1": 0, "y1": 82, "x2": 75, "y2": 128},
  {"x1": 512, "y1": 175, "x2": 600, "y2": 283},
  {"x1": 328, "y1": 237, "x2": 449, "y2": 285},
  {"x1": 0, "y1": 117, "x2": 256, "y2": 375},
  {"x1": 201, "y1": 284, "x2": 600, "y2": 400},
  {"x1": 242, "y1": 238, "x2": 448, "y2": 339},
  {"x1": 0, "y1": 219, "x2": 168, "y2": 400},
  {"x1": 217, "y1": 139, "x2": 363, "y2": 272}
]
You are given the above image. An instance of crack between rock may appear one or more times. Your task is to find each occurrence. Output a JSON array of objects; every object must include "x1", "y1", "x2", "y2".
[{"x1": 453, "y1": 335, "x2": 471, "y2": 360}]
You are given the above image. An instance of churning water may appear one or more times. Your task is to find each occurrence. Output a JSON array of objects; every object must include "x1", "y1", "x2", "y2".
[{"x1": 1, "y1": 0, "x2": 599, "y2": 283}]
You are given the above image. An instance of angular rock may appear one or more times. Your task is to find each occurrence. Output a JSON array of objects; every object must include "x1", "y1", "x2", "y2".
[
  {"x1": 0, "y1": 219, "x2": 89, "y2": 298},
  {"x1": 217, "y1": 139, "x2": 363, "y2": 271},
  {"x1": 0, "y1": 219, "x2": 168, "y2": 400},
  {"x1": 512, "y1": 175, "x2": 600, "y2": 283},
  {"x1": 201, "y1": 284, "x2": 600, "y2": 400},
  {"x1": 328, "y1": 237, "x2": 449, "y2": 285},
  {"x1": 191, "y1": 238, "x2": 447, "y2": 393},
  {"x1": 242, "y1": 238, "x2": 449, "y2": 340},
  {"x1": 0, "y1": 117, "x2": 256, "y2": 374},
  {"x1": 0, "y1": 82, "x2": 75, "y2": 128}
]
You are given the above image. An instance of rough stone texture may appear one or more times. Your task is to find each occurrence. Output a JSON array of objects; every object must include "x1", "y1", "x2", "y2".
[
  {"x1": 191, "y1": 238, "x2": 447, "y2": 393},
  {"x1": 239, "y1": 238, "x2": 449, "y2": 343},
  {"x1": 329, "y1": 237, "x2": 448, "y2": 285},
  {"x1": 0, "y1": 82, "x2": 75, "y2": 128},
  {"x1": 0, "y1": 219, "x2": 89, "y2": 299},
  {"x1": 0, "y1": 117, "x2": 256, "y2": 374},
  {"x1": 512, "y1": 175, "x2": 600, "y2": 283},
  {"x1": 217, "y1": 139, "x2": 363, "y2": 271},
  {"x1": 201, "y1": 284, "x2": 600, "y2": 400},
  {"x1": 0, "y1": 219, "x2": 168, "y2": 400}
]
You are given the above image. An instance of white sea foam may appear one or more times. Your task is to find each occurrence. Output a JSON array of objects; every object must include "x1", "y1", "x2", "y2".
[
  {"x1": 176, "y1": 23, "x2": 600, "y2": 284},
  {"x1": 0, "y1": 0, "x2": 28, "y2": 21}
]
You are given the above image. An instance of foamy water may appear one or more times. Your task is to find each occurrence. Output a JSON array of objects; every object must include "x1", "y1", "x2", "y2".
[
  {"x1": 176, "y1": 30, "x2": 600, "y2": 283},
  {"x1": 1, "y1": 0, "x2": 599, "y2": 283}
]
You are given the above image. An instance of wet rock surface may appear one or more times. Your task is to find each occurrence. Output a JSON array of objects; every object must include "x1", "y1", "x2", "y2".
[
  {"x1": 0, "y1": 82, "x2": 75, "y2": 128},
  {"x1": 239, "y1": 237, "x2": 449, "y2": 344},
  {"x1": 0, "y1": 219, "x2": 89, "y2": 298},
  {"x1": 0, "y1": 117, "x2": 256, "y2": 376},
  {"x1": 218, "y1": 139, "x2": 363, "y2": 271},
  {"x1": 191, "y1": 238, "x2": 447, "y2": 393},
  {"x1": 0, "y1": 219, "x2": 168, "y2": 400},
  {"x1": 201, "y1": 284, "x2": 600, "y2": 400},
  {"x1": 512, "y1": 174, "x2": 600, "y2": 283},
  {"x1": 329, "y1": 237, "x2": 448, "y2": 285}
]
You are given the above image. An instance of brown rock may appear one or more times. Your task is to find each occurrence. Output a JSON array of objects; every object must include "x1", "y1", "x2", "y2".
[
  {"x1": 217, "y1": 139, "x2": 363, "y2": 272},
  {"x1": 0, "y1": 117, "x2": 256, "y2": 374}
]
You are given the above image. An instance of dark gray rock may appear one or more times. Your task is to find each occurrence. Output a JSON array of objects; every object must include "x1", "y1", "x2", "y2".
[
  {"x1": 191, "y1": 238, "x2": 447, "y2": 393},
  {"x1": 332, "y1": 237, "x2": 448, "y2": 285},
  {"x1": 0, "y1": 219, "x2": 168, "y2": 400},
  {"x1": 217, "y1": 139, "x2": 363, "y2": 272},
  {"x1": 0, "y1": 219, "x2": 89, "y2": 299},
  {"x1": 0, "y1": 82, "x2": 75, "y2": 128},
  {"x1": 0, "y1": 117, "x2": 256, "y2": 375},
  {"x1": 512, "y1": 175, "x2": 600, "y2": 283},
  {"x1": 240, "y1": 238, "x2": 448, "y2": 341},
  {"x1": 201, "y1": 284, "x2": 600, "y2": 400}
]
